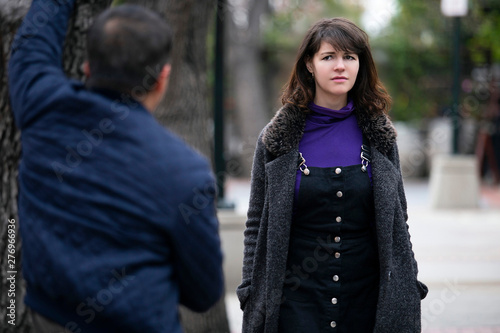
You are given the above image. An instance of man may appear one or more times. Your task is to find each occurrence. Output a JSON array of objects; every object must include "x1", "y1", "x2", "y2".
[{"x1": 8, "y1": 1, "x2": 224, "y2": 332}]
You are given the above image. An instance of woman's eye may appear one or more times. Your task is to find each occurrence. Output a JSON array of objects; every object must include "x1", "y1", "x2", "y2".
[
  {"x1": 323, "y1": 55, "x2": 333, "y2": 60},
  {"x1": 345, "y1": 55, "x2": 356, "y2": 60}
]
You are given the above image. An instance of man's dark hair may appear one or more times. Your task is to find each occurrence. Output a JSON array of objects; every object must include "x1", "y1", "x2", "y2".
[{"x1": 86, "y1": 5, "x2": 173, "y2": 94}]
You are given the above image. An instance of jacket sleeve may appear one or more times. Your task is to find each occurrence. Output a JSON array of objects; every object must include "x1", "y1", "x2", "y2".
[
  {"x1": 8, "y1": 0, "x2": 76, "y2": 130},
  {"x1": 390, "y1": 143, "x2": 429, "y2": 300},
  {"x1": 170, "y1": 164, "x2": 224, "y2": 312},
  {"x1": 236, "y1": 131, "x2": 267, "y2": 310}
]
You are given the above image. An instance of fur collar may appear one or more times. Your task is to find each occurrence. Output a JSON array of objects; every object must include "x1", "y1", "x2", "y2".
[{"x1": 262, "y1": 103, "x2": 397, "y2": 157}]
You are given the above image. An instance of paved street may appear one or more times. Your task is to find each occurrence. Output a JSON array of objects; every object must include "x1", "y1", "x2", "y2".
[{"x1": 218, "y1": 178, "x2": 500, "y2": 333}]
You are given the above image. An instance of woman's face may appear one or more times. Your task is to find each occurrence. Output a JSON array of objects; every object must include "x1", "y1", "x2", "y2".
[{"x1": 307, "y1": 41, "x2": 359, "y2": 109}]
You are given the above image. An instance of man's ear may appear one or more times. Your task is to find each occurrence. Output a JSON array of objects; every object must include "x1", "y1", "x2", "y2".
[
  {"x1": 155, "y1": 64, "x2": 171, "y2": 93},
  {"x1": 82, "y1": 61, "x2": 91, "y2": 78}
]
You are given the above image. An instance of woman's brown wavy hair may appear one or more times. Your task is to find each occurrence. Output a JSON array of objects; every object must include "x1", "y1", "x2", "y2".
[{"x1": 281, "y1": 17, "x2": 391, "y2": 115}]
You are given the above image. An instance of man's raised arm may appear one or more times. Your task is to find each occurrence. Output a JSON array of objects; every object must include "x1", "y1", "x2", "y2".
[{"x1": 8, "y1": 0, "x2": 77, "y2": 129}]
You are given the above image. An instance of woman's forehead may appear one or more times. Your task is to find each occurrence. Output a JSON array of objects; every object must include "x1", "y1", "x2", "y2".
[{"x1": 316, "y1": 41, "x2": 355, "y2": 54}]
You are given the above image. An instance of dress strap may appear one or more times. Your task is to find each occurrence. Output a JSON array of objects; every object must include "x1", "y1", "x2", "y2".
[
  {"x1": 298, "y1": 135, "x2": 371, "y2": 174},
  {"x1": 361, "y1": 135, "x2": 371, "y2": 172},
  {"x1": 298, "y1": 152, "x2": 310, "y2": 175}
]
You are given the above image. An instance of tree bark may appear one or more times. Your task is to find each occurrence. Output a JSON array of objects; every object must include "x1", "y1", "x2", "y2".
[
  {"x1": 63, "y1": 0, "x2": 114, "y2": 80},
  {"x1": 0, "y1": 1, "x2": 111, "y2": 331},
  {"x1": 0, "y1": 1, "x2": 29, "y2": 331},
  {"x1": 157, "y1": 0, "x2": 216, "y2": 162}
]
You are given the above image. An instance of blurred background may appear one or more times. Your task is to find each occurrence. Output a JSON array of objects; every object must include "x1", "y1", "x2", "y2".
[
  {"x1": 212, "y1": 0, "x2": 500, "y2": 180},
  {"x1": 0, "y1": 0, "x2": 499, "y2": 332},
  {"x1": 215, "y1": 0, "x2": 500, "y2": 332}
]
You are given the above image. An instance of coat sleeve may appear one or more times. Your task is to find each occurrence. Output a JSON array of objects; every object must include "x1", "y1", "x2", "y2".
[
  {"x1": 170, "y1": 161, "x2": 225, "y2": 312},
  {"x1": 390, "y1": 143, "x2": 429, "y2": 300},
  {"x1": 236, "y1": 131, "x2": 267, "y2": 310},
  {"x1": 8, "y1": 0, "x2": 76, "y2": 129}
]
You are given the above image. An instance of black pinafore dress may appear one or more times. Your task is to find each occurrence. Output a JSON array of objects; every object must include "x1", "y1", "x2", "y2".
[{"x1": 278, "y1": 145, "x2": 379, "y2": 332}]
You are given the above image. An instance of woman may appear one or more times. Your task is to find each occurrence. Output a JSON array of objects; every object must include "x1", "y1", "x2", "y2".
[{"x1": 237, "y1": 18, "x2": 428, "y2": 333}]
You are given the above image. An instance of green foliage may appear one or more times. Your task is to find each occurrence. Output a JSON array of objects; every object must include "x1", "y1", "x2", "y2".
[
  {"x1": 372, "y1": 0, "x2": 500, "y2": 121},
  {"x1": 371, "y1": 0, "x2": 452, "y2": 120},
  {"x1": 466, "y1": 1, "x2": 500, "y2": 63}
]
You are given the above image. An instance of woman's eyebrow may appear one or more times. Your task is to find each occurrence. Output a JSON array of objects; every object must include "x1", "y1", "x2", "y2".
[{"x1": 320, "y1": 50, "x2": 355, "y2": 55}]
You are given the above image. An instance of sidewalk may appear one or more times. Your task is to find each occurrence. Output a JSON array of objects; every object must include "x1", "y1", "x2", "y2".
[{"x1": 219, "y1": 178, "x2": 500, "y2": 333}]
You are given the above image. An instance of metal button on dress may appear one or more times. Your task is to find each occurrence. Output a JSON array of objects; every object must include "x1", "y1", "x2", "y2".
[
  {"x1": 336, "y1": 191, "x2": 343, "y2": 198},
  {"x1": 333, "y1": 275, "x2": 339, "y2": 282},
  {"x1": 331, "y1": 297, "x2": 338, "y2": 304},
  {"x1": 335, "y1": 252, "x2": 340, "y2": 258},
  {"x1": 330, "y1": 321, "x2": 337, "y2": 328},
  {"x1": 334, "y1": 236, "x2": 341, "y2": 243},
  {"x1": 335, "y1": 168, "x2": 341, "y2": 175},
  {"x1": 336, "y1": 216, "x2": 342, "y2": 223}
]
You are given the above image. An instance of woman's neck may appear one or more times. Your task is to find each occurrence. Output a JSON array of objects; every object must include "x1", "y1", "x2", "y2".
[{"x1": 313, "y1": 94, "x2": 348, "y2": 111}]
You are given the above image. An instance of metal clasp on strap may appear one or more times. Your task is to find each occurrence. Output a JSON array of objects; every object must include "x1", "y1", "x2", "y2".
[
  {"x1": 360, "y1": 144, "x2": 371, "y2": 172},
  {"x1": 298, "y1": 152, "x2": 310, "y2": 175}
]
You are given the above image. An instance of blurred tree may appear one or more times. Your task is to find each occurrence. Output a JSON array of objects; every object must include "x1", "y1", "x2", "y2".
[
  {"x1": 467, "y1": 0, "x2": 500, "y2": 182},
  {"x1": 156, "y1": 0, "x2": 217, "y2": 163},
  {"x1": 225, "y1": 0, "x2": 272, "y2": 177},
  {"x1": 113, "y1": 0, "x2": 217, "y2": 161},
  {"x1": 0, "y1": 2, "x2": 112, "y2": 332},
  {"x1": 467, "y1": 0, "x2": 500, "y2": 64},
  {"x1": 264, "y1": 0, "x2": 363, "y2": 51},
  {"x1": 371, "y1": 0, "x2": 500, "y2": 122},
  {"x1": 226, "y1": 1, "x2": 266, "y2": 174},
  {"x1": 370, "y1": 0, "x2": 451, "y2": 121},
  {"x1": 0, "y1": 2, "x2": 30, "y2": 331}
]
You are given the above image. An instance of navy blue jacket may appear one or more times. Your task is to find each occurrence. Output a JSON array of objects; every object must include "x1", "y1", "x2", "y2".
[{"x1": 8, "y1": 1, "x2": 224, "y2": 332}]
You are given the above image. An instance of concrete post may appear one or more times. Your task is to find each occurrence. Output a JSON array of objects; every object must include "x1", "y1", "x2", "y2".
[{"x1": 429, "y1": 155, "x2": 480, "y2": 209}]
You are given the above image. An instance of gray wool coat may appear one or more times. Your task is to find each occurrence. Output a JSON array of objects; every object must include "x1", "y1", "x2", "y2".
[{"x1": 237, "y1": 103, "x2": 429, "y2": 333}]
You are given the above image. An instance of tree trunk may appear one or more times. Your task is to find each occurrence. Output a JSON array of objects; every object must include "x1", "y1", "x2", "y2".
[
  {"x1": 159, "y1": 2, "x2": 230, "y2": 331},
  {"x1": 158, "y1": 0, "x2": 216, "y2": 162},
  {"x1": 227, "y1": 0, "x2": 270, "y2": 177},
  {"x1": 0, "y1": 1, "x2": 111, "y2": 331},
  {"x1": 0, "y1": 1, "x2": 29, "y2": 331},
  {"x1": 63, "y1": 0, "x2": 114, "y2": 80}
]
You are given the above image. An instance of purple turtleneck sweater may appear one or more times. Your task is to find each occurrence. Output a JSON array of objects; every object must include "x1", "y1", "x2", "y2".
[{"x1": 294, "y1": 101, "x2": 372, "y2": 200}]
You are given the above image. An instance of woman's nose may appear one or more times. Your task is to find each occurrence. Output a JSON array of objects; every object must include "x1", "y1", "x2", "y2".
[{"x1": 334, "y1": 60, "x2": 345, "y2": 71}]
